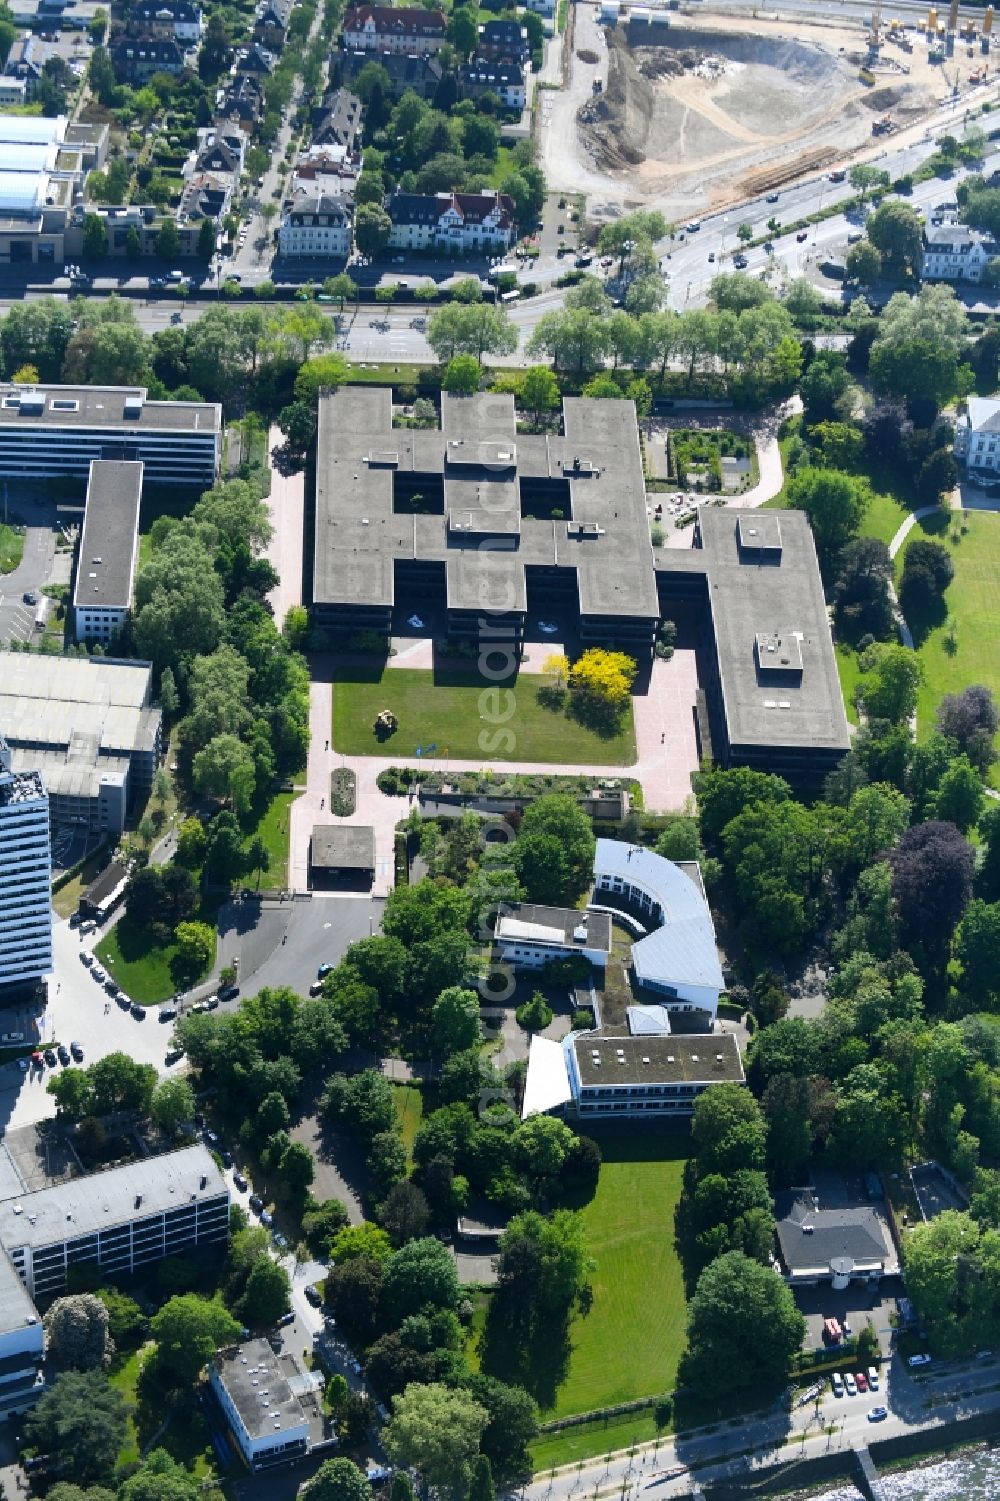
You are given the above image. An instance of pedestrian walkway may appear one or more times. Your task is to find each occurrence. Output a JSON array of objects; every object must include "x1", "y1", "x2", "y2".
[{"x1": 265, "y1": 426, "x2": 305, "y2": 629}]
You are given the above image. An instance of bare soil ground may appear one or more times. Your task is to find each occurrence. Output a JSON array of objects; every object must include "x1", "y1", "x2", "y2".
[{"x1": 545, "y1": 4, "x2": 951, "y2": 219}]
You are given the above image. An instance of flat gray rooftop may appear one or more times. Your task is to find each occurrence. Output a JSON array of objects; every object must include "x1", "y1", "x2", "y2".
[
  {"x1": 574, "y1": 1032, "x2": 744, "y2": 1087},
  {"x1": 215, "y1": 1338, "x2": 308, "y2": 1440},
  {"x1": 0, "y1": 384, "x2": 221, "y2": 434},
  {"x1": 314, "y1": 388, "x2": 659, "y2": 620},
  {"x1": 687, "y1": 508, "x2": 850, "y2": 756},
  {"x1": 0, "y1": 1144, "x2": 227, "y2": 1252},
  {"x1": 311, "y1": 823, "x2": 375, "y2": 869},
  {"x1": 0, "y1": 1245, "x2": 38, "y2": 1338},
  {"x1": 73, "y1": 460, "x2": 142, "y2": 612},
  {"x1": 496, "y1": 903, "x2": 612, "y2": 953}
]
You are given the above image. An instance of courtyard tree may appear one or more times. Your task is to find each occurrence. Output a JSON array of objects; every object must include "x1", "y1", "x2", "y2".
[
  {"x1": 937, "y1": 685, "x2": 999, "y2": 772},
  {"x1": 786, "y1": 466, "x2": 870, "y2": 569},
  {"x1": 442, "y1": 354, "x2": 481, "y2": 393},
  {"x1": 891, "y1": 820, "x2": 974, "y2": 970},
  {"x1": 516, "y1": 795, "x2": 596, "y2": 904},
  {"x1": 856, "y1": 642, "x2": 921, "y2": 725},
  {"x1": 150, "y1": 1076, "x2": 195, "y2": 1137},
  {"x1": 44, "y1": 1295, "x2": 113, "y2": 1372},
  {"x1": 846, "y1": 239, "x2": 882, "y2": 284},
  {"x1": 27, "y1": 1371, "x2": 127, "y2": 1486},
  {"x1": 431, "y1": 986, "x2": 482, "y2": 1055},
  {"x1": 302, "y1": 1459, "x2": 373, "y2": 1501},
  {"x1": 242, "y1": 1256, "x2": 292, "y2": 1324},
  {"x1": 866, "y1": 201, "x2": 923, "y2": 277},
  {"x1": 355, "y1": 204, "x2": 392, "y2": 258},
  {"x1": 172, "y1": 921, "x2": 215, "y2": 985},
  {"x1": 149, "y1": 1295, "x2": 242, "y2": 1385},
  {"x1": 567, "y1": 647, "x2": 637, "y2": 727},
  {"x1": 383, "y1": 1382, "x2": 488, "y2": 1495},
  {"x1": 678, "y1": 1251, "x2": 805, "y2": 1402}
]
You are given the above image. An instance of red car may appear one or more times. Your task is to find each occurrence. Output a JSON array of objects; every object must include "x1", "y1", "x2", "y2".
[{"x1": 855, "y1": 1371, "x2": 868, "y2": 1393}]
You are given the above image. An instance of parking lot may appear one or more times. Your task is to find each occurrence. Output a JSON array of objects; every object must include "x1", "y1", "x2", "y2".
[{"x1": 797, "y1": 1283, "x2": 900, "y2": 1360}]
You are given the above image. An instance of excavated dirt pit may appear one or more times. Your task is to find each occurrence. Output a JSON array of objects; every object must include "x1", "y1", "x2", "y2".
[{"x1": 562, "y1": 9, "x2": 949, "y2": 215}]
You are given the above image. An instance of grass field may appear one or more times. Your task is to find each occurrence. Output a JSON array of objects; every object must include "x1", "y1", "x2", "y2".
[
  {"x1": 0, "y1": 522, "x2": 23, "y2": 573},
  {"x1": 835, "y1": 642, "x2": 861, "y2": 727},
  {"x1": 550, "y1": 1130, "x2": 689, "y2": 1419},
  {"x1": 52, "y1": 846, "x2": 109, "y2": 919},
  {"x1": 530, "y1": 1407, "x2": 674, "y2": 1473},
  {"x1": 332, "y1": 667, "x2": 637, "y2": 765},
  {"x1": 897, "y1": 511, "x2": 1000, "y2": 766},
  {"x1": 860, "y1": 489, "x2": 911, "y2": 549},
  {"x1": 241, "y1": 790, "x2": 294, "y2": 888},
  {"x1": 96, "y1": 901, "x2": 218, "y2": 1005},
  {"x1": 393, "y1": 1083, "x2": 424, "y2": 1163}
]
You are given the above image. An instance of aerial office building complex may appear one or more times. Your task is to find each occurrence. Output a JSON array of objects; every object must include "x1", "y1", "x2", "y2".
[
  {"x1": 0, "y1": 1145, "x2": 229, "y2": 1301},
  {"x1": 0, "y1": 656, "x2": 161, "y2": 835},
  {"x1": 73, "y1": 460, "x2": 143, "y2": 645},
  {"x1": 0, "y1": 736, "x2": 51, "y2": 1001},
  {"x1": 0, "y1": 383, "x2": 221, "y2": 485},
  {"x1": 312, "y1": 390, "x2": 850, "y2": 785}
]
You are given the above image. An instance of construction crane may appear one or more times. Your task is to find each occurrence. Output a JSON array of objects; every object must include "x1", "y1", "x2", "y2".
[{"x1": 868, "y1": 0, "x2": 883, "y2": 56}]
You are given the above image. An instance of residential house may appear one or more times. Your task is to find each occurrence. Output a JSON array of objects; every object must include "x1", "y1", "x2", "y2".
[
  {"x1": 311, "y1": 86, "x2": 362, "y2": 152},
  {"x1": 128, "y1": 0, "x2": 203, "y2": 41},
  {"x1": 290, "y1": 149, "x2": 361, "y2": 202},
  {"x1": 921, "y1": 224, "x2": 993, "y2": 283},
  {"x1": 341, "y1": 4, "x2": 446, "y2": 53},
  {"x1": 460, "y1": 56, "x2": 525, "y2": 110},
  {"x1": 109, "y1": 36, "x2": 186, "y2": 82},
  {"x1": 3, "y1": 34, "x2": 53, "y2": 98},
  {"x1": 278, "y1": 192, "x2": 352, "y2": 259},
  {"x1": 253, "y1": 0, "x2": 291, "y2": 50},
  {"x1": 177, "y1": 171, "x2": 231, "y2": 227},
  {"x1": 477, "y1": 17, "x2": 529, "y2": 62},
  {"x1": 525, "y1": 0, "x2": 554, "y2": 18},
  {"x1": 386, "y1": 188, "x2": 516, "y2": 254},
  {"x1": 235, "y1": 40, "x2": 276, "y2": 77},
  {"x1": 774, "y1": 1190, "x2": 898, "y2": 1288},
  {"x1": 339, "y1": 48, "x2": 442, "y2": 100},
  {"x1": 191, "y1": 126, "x2": 244, "y2": 179},
  {"x1": 0, "y1": 78, "x2": 27, "y2": 106},
  {"x1": 219, "y1": 72, "x2": 265, "y2": 126},
  {"x1": 954, "y1": 395, "x2": 1000, "y2": 474}
]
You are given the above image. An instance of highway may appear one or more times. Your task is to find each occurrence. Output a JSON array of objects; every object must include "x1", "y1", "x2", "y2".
[{"x1": 516, "y1": 1353, "x2": 1000, "y2": 1501}]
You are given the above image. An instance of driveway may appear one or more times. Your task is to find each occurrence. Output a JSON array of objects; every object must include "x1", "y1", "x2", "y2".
[{"x1": 0, "y1": 525, "x2": 56, "y2": 645}]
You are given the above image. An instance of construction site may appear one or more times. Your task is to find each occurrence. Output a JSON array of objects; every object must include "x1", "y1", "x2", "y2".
[{"x1": 543, "y1": 1, "x2": 970, "y2": 219}]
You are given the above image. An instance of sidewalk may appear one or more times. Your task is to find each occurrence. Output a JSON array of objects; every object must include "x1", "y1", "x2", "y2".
[{"x1": 265, "y1": 426, "x2": 305, "y2": 629}]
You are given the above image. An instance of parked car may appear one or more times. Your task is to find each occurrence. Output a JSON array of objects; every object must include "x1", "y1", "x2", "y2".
[
  {"x1": 278, "y1": 1310, "x2": 295, "y2": 1327},
  {"x1": 855, "y1": 1370, "x2": 868, "y2": 1393},
  {"x1": 221, "y1": 1150, "x2": 234, "y2": 1168},
  {"x1": 908, "y1": 1354, "x2": 932, "y2": 1368},
  {"x1": 234, "y1": 1171, "x2": 249, "y2": 1192},
  {"x1": 159, "y1": 1006, "x2": 177, "y2": 1022},
  {"x1": 308, "y1": 982, "x2": 324, "y2": 997},
  {"x1": 249, "y1": 1193, "x2": 264, "y2": 1213},
  {"x1": 204, "y1": 994, "x2": 220, "y2": 1010},
  {"x1": 867, "y1": 1405, "x2": 888, "y2": 1422},
  {"x1": 69, "y1": 1041, "x2": 84, "y2": 1063},
  {"x1": 844, "y1": 1372, "x2": 857, "y2": 1396},
  {"x1": 219, "y1": 984, "x2": 239, "y2": 1002},
  {"x1": 104, "y1": 979, "x2": 119, "y2": 996},
  {"x1": 80, "y1": 951, "x2": 93, "y2": 966},
  {"x1": 261, "y1": 1209, "x2": 274, "y2": 1227},
  {"x1": 831, "y1": 1372, "x2": 844, "y2": 1397},
  {"x1": 131, "y1": 1003, "x2": 146, "y2": 1020},
  {"x1": 80, "y1": 919, "x2": 96, "y2": 935},
  {"x1": 56, "y1": 1045, "x2": 71, "y2": 1066},
  {"x1": 91, "y1": 966, "x2": 106, "y2": 983},
  {"x1": 317, "y1": 963, "x2": 334, "y2": 979},
  {"x1": 164, "y1": 1047, "x2": 185, "y2": 1066},
  {"x1": 868, "y1": 1367, "x2": 879, "y2": 1390},
  {"x1": 43, "y1": 1049, "x2": 57, "y2": 1067},
  {"x1": 305, "y1": 1284, "x2": 322, "y2": 1307}
]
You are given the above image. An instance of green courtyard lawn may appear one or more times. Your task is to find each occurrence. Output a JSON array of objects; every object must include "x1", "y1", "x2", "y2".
[
  {"x1": 897, "y1": 511, "x2": 1000, "y2": 775},
  {"x1": 96, "y1": 899, "x2": 218, "y2": 1005},
  {"x1": 835, "y1": 642, "x2": 861, "y2": 728},
  {"x1": 860, "y1": 488, "x2": 911, "y2": 549},
  {"x1": 0, "y1": 522, "x2": 23, "y2": 574},
  {"x1": 332, "y1": 666, "x2": 637, "y2": 765},
  {"x1": 552, "y1": 1130, "x2": 688, "y2": 1418}
]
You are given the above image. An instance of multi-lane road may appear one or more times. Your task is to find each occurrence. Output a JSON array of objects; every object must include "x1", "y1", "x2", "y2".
[{"x1": 518, "y1": 1353, "x2": 1000, "y2": 1501}]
